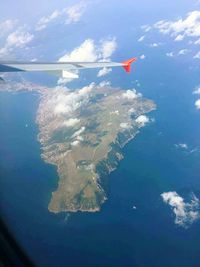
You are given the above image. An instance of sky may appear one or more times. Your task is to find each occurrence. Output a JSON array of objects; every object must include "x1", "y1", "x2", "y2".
[
  {"x1": 0, "y1": 0, "x2": 200, "y2": 117},
  {"x1": 0, "y1": 0, "x2": 200, "y2": 58},
  {"x1": 0, "y1": 0, "x2": 200, "y2": 104},
  {"x1": 1, "y1": 0, "x2": 199, "y2": 20}
]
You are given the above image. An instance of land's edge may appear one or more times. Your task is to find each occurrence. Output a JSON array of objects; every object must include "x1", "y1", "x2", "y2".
[{"x1": 45, "y1": 112, "x2": 155, "y2": 213}]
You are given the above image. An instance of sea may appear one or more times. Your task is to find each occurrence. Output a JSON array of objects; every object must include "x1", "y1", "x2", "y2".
[{"x1": 0, "y1": 56, "x2": 200, "y2": 267}]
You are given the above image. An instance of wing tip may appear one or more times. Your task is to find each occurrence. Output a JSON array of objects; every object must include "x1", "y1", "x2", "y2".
[{"x1": 122, "y1": 57, "x2": 137, "y2": 73}]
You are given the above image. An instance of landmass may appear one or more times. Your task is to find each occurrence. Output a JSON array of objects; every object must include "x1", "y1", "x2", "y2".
[
  {"x1": 0, "y1": 80, "x2": 156, "y2": 213},
  {"x1": 36, "y1": 82, "x2": 156, "y2": 213}
]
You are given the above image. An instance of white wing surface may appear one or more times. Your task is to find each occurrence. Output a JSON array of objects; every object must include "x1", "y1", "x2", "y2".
[{"x1": 0, "y1": 58, "x2": 137, "y2": 78}]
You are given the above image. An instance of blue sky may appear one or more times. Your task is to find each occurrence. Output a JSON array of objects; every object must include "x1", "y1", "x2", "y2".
[
  {"x1": 0, "y1": 0, "x2": 199, "y2": 21},
  {"x1": 0, "y1": 0, "x2": 200, "y2": 94},
  {"x1": 0, "y1": 0, "x2": 200, "y2": 58},
  {"x1": 0, "y1": 0, "x2": 200, "y2": 106}
]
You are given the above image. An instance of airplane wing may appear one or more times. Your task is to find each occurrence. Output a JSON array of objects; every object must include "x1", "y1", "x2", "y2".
[{"x1": 0, "y1": 58, "x2": 137, "y2": 78}]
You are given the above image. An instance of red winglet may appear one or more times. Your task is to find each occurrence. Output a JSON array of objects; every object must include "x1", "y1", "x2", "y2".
[{"x1": 122, "y1": 57, "x2": 137, "y2": 73}]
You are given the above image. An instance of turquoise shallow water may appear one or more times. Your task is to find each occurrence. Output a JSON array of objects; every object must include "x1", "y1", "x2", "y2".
[{"x1": 0, "y1": 58, "x2": 200, "y2": 267}]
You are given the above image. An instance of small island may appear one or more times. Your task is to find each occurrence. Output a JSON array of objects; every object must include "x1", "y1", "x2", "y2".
[{"x1": 36, "y1": 83, "x2": 156, "y2": 213}]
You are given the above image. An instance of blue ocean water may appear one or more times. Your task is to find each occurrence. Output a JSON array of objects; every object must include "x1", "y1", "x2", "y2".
[{"x1": 0, "y1": 57, "x2": 200, "y2": 267}]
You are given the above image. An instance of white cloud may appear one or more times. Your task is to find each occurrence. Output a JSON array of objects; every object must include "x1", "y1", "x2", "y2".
[
  {"x1": 195, "y1": 99, "x2": 200, "y2": 109},
  {"x1": 0, "y1": 27, "x2": 34, "y2": 56},
  {"x1": 59, "y1": 38, "x2": 117, "y2": 63},
  {"x1": 161, "y1": 191, "x2": 200, "y2": 228},
  {"x1": 128, "y1": 108, "x2": 136, "y2": 114},
  {"x1": 72, "y1": 126, "x2": 85, "y2": 138},
  {"x1": 58, "y1": 38, "x2": 117, "y2": 81},
  {"x1": 178, "y1": 49, "x2": 188, "y2": 55},
  {"x1": 138, "y1": 35, "x2": 145, "y2": 42},
  {"x1": 57, "y1": 77, "x2": 74, "y2": 85},
  {"x1": 141, "y1": 25, "x2": 151, "y2": 32},
  {"x1": 54, "y1": 83, "x2": 95, "y2": 115},
  {"x1": 0, "y1": 47, "x2": 8, "y2": 57},
  {"x1": 110, "y1": 110, "x2": 119, "y2": 115},
  {"x1": 194, "y1": 51, "x2": 200, "y2": 59},
  {"x1": 193, "y1": 86, "x2": 200, "y2": 95},
  {"x1": 154, "y1": 11, "x2": 200, "y2": 42},
  {"x1": 150, "y1": 42, "x2": 161, "y2": 47},
  {"x1": 36, "y1": 10, "x2": 61, "y2": 31},
  {"x1": 175, "y1": 143, "x2": 188, "y2": 149},
  {"x1": 77, "y1": 135, "x2": 83, "y2": 141},
  {"x1": 179, "y1": 143, "x2": 188, "y2": 149},
  {"x1": 59, "y1": 39, "x2": 98, "y2": 62},
  {"x1": 100, "y1": 38, "x2": 117, "y2": 60},
  {"x1": 63, "y1": 118, "x2": 80, "y2": 127},
  {"x1": 6, "y1": 29, "x2": 34, "y2": 48},
  {"x1": 36, "y1": 2, "x2": 87, "y2": 31},
  {"x1": 140, "y1": 54, "x2": 146, "y2": 59},
  {"x1": 54, "y1": 103, "x2": 68, "y2": 114},
  {"x1": 65, "y1": 2, "x2": 86, "y2": 25},
  {"x1": 166, "y1": 52, "x2": 174, "y2": 57},
  {"x1": 71, "y1": 140, "x2": 80, "y2": 146},
  {"x1": 97, "y1": 67, "x2": 112, "y2": 77},
  {"x1": 98, "y1": 81, "x2": 111, "y2": 87},
  {"x1": 79, "y1": 83, "x2": 94, "y2": 95},
  {"x1": 174, "y1": 34, "x2": 184, "y2": 41},
  {"x1": 120, "y1": 122, "x2": 132, "y2": 130},
  {"x1": 0, "y1": 19, "x2": 17, "y2": 37},
  {"x1": 135, "y1": 115, "x2": 149, "y2": 127},
  {"x1": 194, "y1": 38, "x2": 200, "y2": 44},
  {"x1": 122, "y1": 89, "x2": 141, "y2": 100}
]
